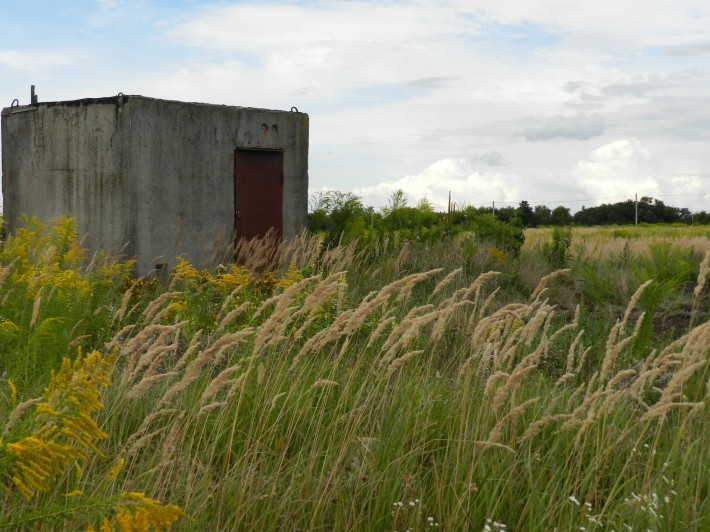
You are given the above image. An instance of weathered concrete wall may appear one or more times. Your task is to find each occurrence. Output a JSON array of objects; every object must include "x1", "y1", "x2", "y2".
[
  {"x1": 1, "y1": 99, "x2": 132, "y2": 258},
  {"x1": 1, "y1": 95, "x2": 309, "y2": 275}
]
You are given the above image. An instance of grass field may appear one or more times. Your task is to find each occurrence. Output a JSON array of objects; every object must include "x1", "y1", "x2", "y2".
[{"x1": 1, "y1": 218, "x2": 710, "y2": 530}]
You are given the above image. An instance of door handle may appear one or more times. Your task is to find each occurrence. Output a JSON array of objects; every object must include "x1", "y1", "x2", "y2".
[{"x1": 235, "y1": 211, "x2": 241, "y2": 219}]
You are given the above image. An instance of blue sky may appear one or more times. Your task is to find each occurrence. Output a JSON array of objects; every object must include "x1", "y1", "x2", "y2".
[{"x1": 2, "y1": 0, "x2": 709, "y2": 212}]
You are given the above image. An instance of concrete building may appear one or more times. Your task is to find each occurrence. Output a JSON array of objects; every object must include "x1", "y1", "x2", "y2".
[{"x1": 1, "y1": 94, "x2": 309, "y2": 274}]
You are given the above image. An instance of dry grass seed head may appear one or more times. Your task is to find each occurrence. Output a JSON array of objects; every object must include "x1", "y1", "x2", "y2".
[
  {"x1": 29, "y1": 288, "x2": 43, "y2": 330},
  {"x1": 3, "y1": 397, "x2": 42, "y2": 434},
  {"x1": 531, "y1": 269, "x2": 570, "y2": 301},
  {"x1": 142, "y1": 291, "x2": 183, "y2": 323},
  {"x1": 126, "y1": 372, "x2": 180, "y2": 399},
  {"x1": 201, "y1": 365, "x2": 243, "y2": 402},
  {"x1": 621, "y1": 280, "x2": 653, "y2": 330},
  {"x1": 521, "y1": 414, "x2": 572, "y2": 440},
  {"x1": 116, "y1": 283, "x2": 136, "y2": 323},
  {"x1": 216, "y1": 302, "x2": 250, "y2": 334},
  {"x1": 385, "y1": 350, "x2": 424, "y2": 378},
  {"x1": 487, "y1": 397, "x2": 539, "y2": 443},
  {"x1": 160, "y1": 329, "x2": 254, "y2": 404},
  {"x1": 693, "y1": 250, "x2": 710, "y2": 299},
  {"x1": 430, "y1": 267, "x2": 463, "y2": 300},
  {"x1": 312, "y1": 379, "x2": 340, "y2": 389},
  {"x1": 566, "y1": 330, "x2": 585, "y2": 374},
  {"x1": 492, "y1": 364, "x2": 538, "y2": 412}
]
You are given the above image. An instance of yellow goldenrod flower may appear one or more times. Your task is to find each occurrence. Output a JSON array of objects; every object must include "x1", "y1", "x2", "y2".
[
  {"x1": 107, "y1": 458, "x2": 125, "y2": 480},
  {"x1": 8, "y1": 378, "x2": 17, "y2": 404}
]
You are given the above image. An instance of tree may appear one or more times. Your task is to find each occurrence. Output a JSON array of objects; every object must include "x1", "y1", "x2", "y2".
[
  {"x1": 549, "y1": 206, "x2": 572, "y2": 226},
  {"x1": 517, "y1": 201, "x2": 535, "y2": 227},
  {"x1": 533, "y1": 205, "x2": 552, "y2": 227}
]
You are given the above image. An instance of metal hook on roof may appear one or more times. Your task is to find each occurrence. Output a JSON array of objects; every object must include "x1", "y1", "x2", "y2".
[
  {"x1": 11, "y1": 99, "x2": 19, "y2": 108},
  {"x1": 290, "y1": 106, "x2": 299, "y2": 112}
]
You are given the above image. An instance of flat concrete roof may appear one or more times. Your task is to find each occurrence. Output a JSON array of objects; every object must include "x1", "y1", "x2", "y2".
[{"x1": 2, "y1": 94, "x2": 304, "y2": 116}]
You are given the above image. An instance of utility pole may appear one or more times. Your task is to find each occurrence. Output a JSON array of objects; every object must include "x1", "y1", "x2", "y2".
[
  {"x1": 635, "y1": 193, "x2": 638, "y2": 225},
  {"x1": 448, "y1": 191, "x2": 451, "y2": 226},
  {"x1": 492, "y1": 201, "x2": 495, "y2": 217}
]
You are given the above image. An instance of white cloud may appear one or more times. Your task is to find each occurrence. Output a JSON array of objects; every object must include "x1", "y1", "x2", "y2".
[
  {"x1": 573, "y1": 139, "x2": 657, "y2": 200},
  {"x1": 353, "y1": 158, "x2": 522, "y2": 211}
]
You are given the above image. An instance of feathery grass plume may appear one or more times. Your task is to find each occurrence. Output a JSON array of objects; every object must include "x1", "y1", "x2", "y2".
[
  {"x1": 173, "y1": 329, "x2": 204, "y2": 372},
  {"x1": 566, "y1": 382, "x2": 587, "y2": 411},
  {"x1": 565, "y1": 330, "x2": 585, "y2": 374},
  {"x1": 217, "y1": 285, "x2": 244, "y2": 317},
  {"x1": 492, "y1": 365, "x2": 538, "y2": 412},
  {"x1": 122, "y1": 326, "x2": 180, "y2": 385},
  {"x1": 104, "y1": 324, "x2": 136, "y2": 352},
  {"x1": 459, "y1": 342, "x2": 495, "y2": 382},
  {"x1": 312, "y1": 379, "x2": 340, "y2": 389},
  {"x1": 487, "y1": 397, "x2": 539, "y2": 444},
  {"x1": 129, "y1": 342, "x2": 177, "y2": 383},
  {"x1": 574, "y1": 346, "x2": 592, "y2": 374},
  {"x1": 483, "y1": 371, "x2": 510, "y2": 398},
  {"x1": 555, "y1": 372, "x2": 576, "y2": 387},
  {"x1": 29, "y1": 287, "x2": 44, "y2": 331},
  {"x1": 473, "y1": 441, "x2": 515, "y2": 454},
  {"x1": 394, "y1": 269, "x2": 444, "y2": 303},
  {"x1": 121, "y1": 323, "x2": 186, "y2": 375},
  {"x1": 126, "y1": 372, "x2": 180, "y2": 400},
  {"x1": 429, "y1": 267, "x2": 462, "y2": 300},
  {"x1": 122, "y1": 408, "x2": 178, "y2": 451},
  {"x1": 197, "y1": 401, "x2": 227, "y2": 416},
  {"x1": 160, "y1": 328, "x2": 254, "y2": 405},
  {"x1": 364, "y1": 316, "x2": 397, "y2": 350},
  {"x1": 600, "y1": 336, "x2": 634, "y2": 383},
  {"x1": 115, "y1": 282, "x2": 136, "y2": 324},
  {"x1": 641, "y1": 401, "x2": 703, "y2": 422},
  {"x1": 270, "y1": 392, "x2": 287, "y2": 409},
  {"x1": 658, "y1": 359, "x2": 708, "y2": 405},
  {"x1": 69, "y1": 334, "x2": 92, "y2": 348},
  {"x1": 225, "y1": 369, "x2": 251, "y2": 399},
  {"x1": 521, "y1": 306, "x2": 551, "y2": 347},
  {"x1": 463, "y1": 270, "x2": 502, "y2": 301},
  {"x1": 693, "y1": 250, "x2": 710, "y2": 300},
  {"x1": 606, "y1": 369, "x2": 637, "y2": 390},
  {"x1": 292, "y1": 270, "x2": 348, "y2": 317},
  {"x1": 380, "y1": 304, "x2": 435, "y2": 352},
  {"x1": 141, "y1": 291, "x2": 183, "y2": 323},
  {"x1": 431, "y1": 301, "x2": 475, "y2": 346},
  {"x1": 547, "y1": 320, "x2": 578, "y2": 346},
  {"x1": 1, "y1": 288, "x2": 15, "y2": 307},
  {"x1": 3, "y1": 397, "x2": 42, "y2": 434},
  {"x1": 0, "y1": 257, "x2": 19, "y2": 290},
  {"x1": 521, "y1": 414, "x2": 572, "y2": 440},
  {"x1": 201, "y1": 365, "x2": 243, "y2": 402},
  {"x1": 385, "y1": 350, "x2": 424, "y2": 378},
  {"x1": 252, "y1": 275, "x2": 320, "y2": 354},
  {"x1": 621, "y1": 279, "x2": 653, "y2": 330},
  {"x1": 530, "y1": 269, "x2": 570, "y2": 301},
  {"x1": 380, "y1": 312, "x2": 438, "y2": 367},
  {"x1": 216, "y1": 301, "x2": 250, "y2": 334},
  {"x1": 475, "y1": 286, "x2": 501, "y2": 323}
]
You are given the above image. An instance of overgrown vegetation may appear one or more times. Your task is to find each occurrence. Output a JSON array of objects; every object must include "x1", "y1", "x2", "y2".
[{"x1": 2, "y1": 215, "x2": 710, "y2": 530}]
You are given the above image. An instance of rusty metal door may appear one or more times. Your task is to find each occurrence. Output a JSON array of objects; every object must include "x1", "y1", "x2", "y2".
[{"x1": 234, "y1": 149, "x2": 284, "y2": 242}]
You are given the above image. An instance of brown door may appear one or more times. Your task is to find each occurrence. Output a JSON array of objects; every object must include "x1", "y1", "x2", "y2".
[{"x1": 234, "y1": 149, "x2": 284, "y2": 242}]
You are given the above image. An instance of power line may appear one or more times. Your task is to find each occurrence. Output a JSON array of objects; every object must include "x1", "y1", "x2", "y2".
[{"x1": 454, "y1": 192, "x2": 709, "y2": 209}]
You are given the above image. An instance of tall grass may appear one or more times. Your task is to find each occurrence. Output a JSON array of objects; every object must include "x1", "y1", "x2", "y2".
[{"x1": 2, "y1": 219, "x2": 710, "y2": 529}]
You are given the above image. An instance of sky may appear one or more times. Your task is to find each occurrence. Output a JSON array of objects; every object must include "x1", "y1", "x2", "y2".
[{"x1": 1, "y1": 0, "x2": 709, "y2": 213}]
